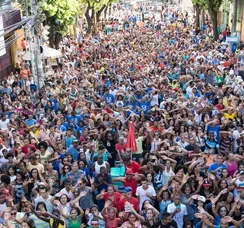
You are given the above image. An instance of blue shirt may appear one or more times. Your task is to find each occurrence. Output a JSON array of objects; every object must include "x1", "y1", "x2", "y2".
[
  {"x1": 207, "y1": 125, "x2": 220, "y2": 141},
  {"x1": 208, "y1": 162, "x2": 227, "y2": 177},
  {"x1": 65, "y1": 135, "x2": 76, "y2": 149},
  {"x1": 67, "y1": 169, "x2": 85, "y2": 185},
  {"x1": 139, "y1": 101, "x2": 150, "y2": 113},
  {"x1": 104, "y1": 94, "x2": 114, "y2": 104},
  {"x1": 25, "y1": 118, "x2": 37, "y2": 127},
  {"x1": 67, "y1": 146, "x2": 79, "y2": 160}
]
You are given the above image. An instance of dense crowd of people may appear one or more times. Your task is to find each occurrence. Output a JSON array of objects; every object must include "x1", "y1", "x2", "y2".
[{"x1": 0, "y1": 2, "x2": 244, "y2": 228}]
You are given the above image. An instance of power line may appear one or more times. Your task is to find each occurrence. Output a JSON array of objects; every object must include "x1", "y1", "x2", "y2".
[
  {"x1": 1, "y1": 10, "x2": 21, "y2": 23},
  {"x1": 0, "y1": 16, "x2": 34, "y2": 37}
]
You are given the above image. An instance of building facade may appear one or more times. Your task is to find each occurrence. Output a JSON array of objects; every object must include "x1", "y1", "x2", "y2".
[{"x1": 0, "y1": 1, "x2": 21, "y2": 78}]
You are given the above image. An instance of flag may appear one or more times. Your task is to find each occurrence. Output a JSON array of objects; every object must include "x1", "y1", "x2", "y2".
[{"x1": 125, "y1": 121, "x2": 137, "y2": 152}]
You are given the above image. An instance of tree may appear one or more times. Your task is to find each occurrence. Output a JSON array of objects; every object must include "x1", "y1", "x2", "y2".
[
  {"x1": 16, "y1": 0, "x2": 81, "y2": 48},
  {"x1": 191, "y1": 0, "x2": 223, "y2": 41},
  {"x1": 39, "y1": 0, "x2": 80, "y2": 48},
  {"x1": 81, "y1": 0, "x2": 117, "y2": 34}
]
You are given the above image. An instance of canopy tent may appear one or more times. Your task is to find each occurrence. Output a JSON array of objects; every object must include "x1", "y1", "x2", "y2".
[{"x1": 22, "y1": 45, "x2": 62, "y2": 60}]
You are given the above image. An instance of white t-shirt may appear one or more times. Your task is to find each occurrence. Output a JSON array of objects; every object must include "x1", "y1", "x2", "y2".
[
  {"x1": 167, "y1": 203, "x2": 187, "y2": 228},
  {"x1": 150, "y1": 94, "x2": 159, "y2": 107},
  {"x1": 233, "y1": 130, "x2": 244, "y2": 151},
  {"x1": 0, "y1": 119, "x2": 9, "y2": 130},
  {"x1": 136, "y1": 185, "x2": 156, "y2": 210}
]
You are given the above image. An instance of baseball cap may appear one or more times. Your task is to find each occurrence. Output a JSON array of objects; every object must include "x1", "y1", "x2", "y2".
[
  {"x1": 198, "y1": 196, "x2": 206, "y2": 203},
  {"x1": 126, "y1": 169, "x2": 134, "y2": 175},
  {"x1": 202, "y1": 180, "x2": 211, "y2": 186},
  {"x1": 240, "y1": 171, "x2": 244, "y2": 175},
  {"x1": 124, "y1": 187, "x2": 132, "y2": 193}
]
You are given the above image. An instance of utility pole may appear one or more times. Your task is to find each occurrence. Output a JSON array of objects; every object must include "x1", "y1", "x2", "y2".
[
  {"x1": 31, "y1": 0, "x2": 44, "y2": 88},
  {"x1": 25, "y1": 0, "x2": 37, "y2": 84},
  {"x1": 231, "y1": 0, "x2": 238, "y2": 33}
]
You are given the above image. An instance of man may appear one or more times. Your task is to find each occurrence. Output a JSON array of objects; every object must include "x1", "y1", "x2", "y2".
[
  {"x1": 118, "y1": 187, "x2": 139, "y2": 212},
  {"x1": 103, "y1": 133, "x2": 116, "y2": 166},
  {"x1": 0, "y1": 114, "x2": 9, "y2": 131},
  {"x1": 65, "y1": 127, "x2": 76, "y2": 150},
  {"x1": 67, "y1": 139, "x2": 80, "y2": 160},
  {"x1": 136, "y1": 177, "x2": 156, "y2": 210},
  {"x1": 208, "y1": 153, "x2": 227, "y2": 178},
  {"x1": 123, "y1": 154, "x2": 141, "y2": 173},
  {"x1": 25, "y1": 114, "x2": 37, "y2": 127},
  {"x1": 1, "y1": 153, "x2": 17, "y2": 174},
  {"x1": 167, "y1": 194, "x2": 187, "y2": 228},
  {"x1": 232, "y1": 125, "x2": 244, "y2": 152},
  {"x1": 94, "y1": 167, "x2": 112, "y2": 192},
  {"x1": 154, "y1": 212, "x2": 178, "y2": 228},
  {"x1": 27, "y1": 155, "x2": 45, "y2": 178},
  {"x1": 78, "y1": 177, "x2": 95, "y2": 209},
  {"x1": 207, "y1": 118, "x2": 221, "y2": 141},
  {"x1": 54, "y1": 178, "x2": 75, "y2": 200},
  {"x1": 34, "y1": 185, "x2": 53, "y2": 213},
  {"x1": 67, "y1": 161, "x2": 85, "y2": 185},
  {"x1": 112, "y1": 169, "x2": 142, "y2": 196}
]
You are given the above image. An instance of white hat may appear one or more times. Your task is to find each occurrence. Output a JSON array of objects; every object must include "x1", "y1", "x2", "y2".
[
  {"x1": 229, "y1": 70, "x2": 234, "y2": 75},
  {"x1": 198, "y1": 196, "x2": 206, "y2": 203}
]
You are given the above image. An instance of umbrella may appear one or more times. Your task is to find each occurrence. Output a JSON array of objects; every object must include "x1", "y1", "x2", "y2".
[
  {"x1": 22, "y1": 45, "x2": 63, "y2": 60},
  {"x1": 125, "y1": 121, "x2": 137, "y2": 152}
]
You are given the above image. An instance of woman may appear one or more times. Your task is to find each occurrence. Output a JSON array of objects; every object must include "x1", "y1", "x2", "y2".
[
  {"x1": 212, "y1": 205, "x2": 229, "y2": 226},
  {"x1": 195, "y1": 126, "x2": 205, "y2": 151},
  {"x1": 120, "y1": 210, "x2": 143, "y2": 228},
  {"x1": 102, "y1": 203, "x2": 121, "y2": 228},
  {"x1": 60, "y1": 164, "x2": 71, "y2": 187},
  {"x1": 26, "y1": 168, "x2": 47, "y2": 198},
  {"x1": 20, "y1": 218, "x2": 36, "y2": 228},
  {"x1": 96, "y1": 185, "x2": 121, "y2": 208},
  {"x1": 150, "y1": 132, "x2": 162, "y2": 152},
  {"x1": 162, "y1": 157, "x2": 176, "y2": 186},
  {"x1": 8, "y1": 166, "x2": 16, "y2": 183},
  {"x1": 140, "y1": 200, "x2": 159, "y2": 226},
  {"x1": 225, "y1": 153, "x2": 238, "y2": 177},
  {"x1": 156, "y1": 188, "x2": 171, "y2": 219},
  {"x1": 15, "y1": 145, "x2": 26, "y2": 162},
  {"x1": 52, "y1": 194, "x2": 84, "y2": 227},
  {"x1": 37, "y1": 141, "x2": 51, "y2": 166},
  {"x1": 46, "y1": 162, "x2": 59, "y2": 195},
  {"x1": 13, "y1": 171, "x2": 26, "y2": 203},
  {"x1": 78, "y1": 159, "x2": 91, "y2": 179},
  {"x1": 146, "y1": 173, "x2": 153, "y2": 186}
]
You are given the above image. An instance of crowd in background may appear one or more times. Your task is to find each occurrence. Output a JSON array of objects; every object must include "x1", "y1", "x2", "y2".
[{"x1": 0, "y1": 2, "x2": 244, "y2": 228}]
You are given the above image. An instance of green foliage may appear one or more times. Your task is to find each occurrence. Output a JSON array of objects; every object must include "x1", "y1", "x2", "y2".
[
  {"x1": 191, "y1": 0, "x2": 223, "y2": 12},
  {"x1": 39, "y1": 0, "x2": 80, "y2": 34},
  {"x1": 16, "y1": 0, "x2": 80, "y2": 34},
  {"x1": 81, "y1": 0, "x2": 117, "y2": 12}
]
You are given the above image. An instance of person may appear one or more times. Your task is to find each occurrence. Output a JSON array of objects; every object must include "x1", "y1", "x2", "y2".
[
  {"x1": 34, "y1": 185, "x2": 54, "y2": 213},
  {"x1": 1, "y1": 3, "x2": 244, "y2": 228},
  {"x1": 118, "y1": 187, "x2": 139, "y2": 212},
  {"x1": 155, "y1": 212, "x2": 178, "y2": 228},
  {"x1": 167, "y1": 194, "x2": 188, "y2": 228},
  {"x1": 136, "y1": 177, "x2": 156, "y2": 210},
  {"x1": 208, "y1": 154, "x2": 228, "y2": 178}
]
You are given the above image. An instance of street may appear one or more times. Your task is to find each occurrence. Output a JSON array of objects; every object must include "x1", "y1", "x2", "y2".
[{"x1": 0, "y1": 0, "x2": 243, "y2": 228}]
